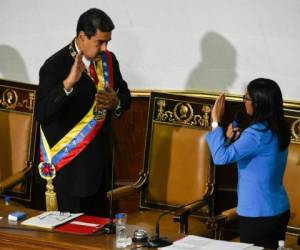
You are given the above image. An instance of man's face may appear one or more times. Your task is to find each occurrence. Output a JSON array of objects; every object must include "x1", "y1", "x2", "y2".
[{"x1": 79, "y1": 29, "x2": 111, "y2": 61}]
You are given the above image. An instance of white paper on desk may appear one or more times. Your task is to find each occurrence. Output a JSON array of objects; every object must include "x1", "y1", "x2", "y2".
[
  {"x1": 159, "y1": 235, "x2": 262, "y2": 250},
  {"x1": 21, "y1": 211, "x2": 83, "y2": 229}
]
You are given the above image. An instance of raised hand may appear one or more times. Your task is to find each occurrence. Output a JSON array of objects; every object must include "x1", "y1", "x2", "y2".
[
  {"x1": 211, "y1": 93, "x2": 225, "y2": 123},
  {"x1": 63, "y1": 51, "x2": 85, "y2": 90}
]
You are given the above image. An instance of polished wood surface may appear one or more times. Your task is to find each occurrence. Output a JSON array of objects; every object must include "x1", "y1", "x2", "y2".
[
  {"x1": 0, "y1": 204, "x2": 112, "y2": 250},
  {"x1": 0, "y1": 203, "x2": 175, "y2": 250}
]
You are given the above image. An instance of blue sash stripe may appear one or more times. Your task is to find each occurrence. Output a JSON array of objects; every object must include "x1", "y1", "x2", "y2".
[
  {"x1": 51, "y1": 118, "x2": 97, "y2": 165},
  {"x1": 101, "y1": 53, "x2": 109, "y2": 87}
]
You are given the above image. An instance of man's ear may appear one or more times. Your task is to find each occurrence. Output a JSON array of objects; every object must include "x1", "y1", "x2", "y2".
[{"x1": 78, "y1": 31, "x2": 86, "y2": 42}]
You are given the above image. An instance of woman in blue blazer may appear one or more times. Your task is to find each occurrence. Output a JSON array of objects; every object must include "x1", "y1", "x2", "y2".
[{"x1": 206, "y1": 78, "x2": 291, "y2": 249}]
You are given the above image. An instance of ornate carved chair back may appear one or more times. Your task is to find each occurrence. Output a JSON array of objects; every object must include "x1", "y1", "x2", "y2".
[
  {"x1": 0, "y1": 80, "x2": 37, "y2": 205},
  {"x1": 140, "y1": 92, "x2": 215, "y2": 220}
]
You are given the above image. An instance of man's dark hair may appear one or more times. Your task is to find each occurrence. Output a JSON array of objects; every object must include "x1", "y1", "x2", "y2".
[
  {"x1": 76, "y1": 8, "x2": 115, "y2": 38},
  {"x1": 247, "y1": 78, "x2": 291, "y2": 150}
]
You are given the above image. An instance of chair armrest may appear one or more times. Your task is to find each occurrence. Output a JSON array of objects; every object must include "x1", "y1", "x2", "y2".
[
  {"x1": 172, "y1": 199, "x2": 209, "y2": 234},
  {"x1": 107, "y1": 185, "x2": 137, "y2": 200},
  {"x1": 107, "y1": 171, "x2": 148, "y2": 200},
  {"x1": 221, "y1": 207, "x2": 237, "y2": 222},
  {"x1": 209, "y1": 207, "x2": 237, "y2": 227},
  {"x1": 0, "y1": 163, "x2": 32, "y2": 193},
  {"x1": 208, "y1": 207, "x2": 237, "y2": 240},
  {"x1": 173, "y1": 199, "x2": 208, "y2": 219}
]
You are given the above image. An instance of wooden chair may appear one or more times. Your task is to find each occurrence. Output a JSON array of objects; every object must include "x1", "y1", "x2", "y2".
[
  {"x1": 108, "y1": 92, "x2": 216, "y2": 239},
  {"x1": 283, "y1": 118, "x2": 300, "y2": 248},
  {"x1": 0, "y1": 79, "x2": 37, "y2": 207},
  {"x1": 209, "y1": 102, "x2": 300, "y2": 249}
]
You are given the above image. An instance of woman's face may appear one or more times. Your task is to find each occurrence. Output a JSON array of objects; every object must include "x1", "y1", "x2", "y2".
[{"x1": 243, "y1": 92, "x2": 254, "y2": 116}]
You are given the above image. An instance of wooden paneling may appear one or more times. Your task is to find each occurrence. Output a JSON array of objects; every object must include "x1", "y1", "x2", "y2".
[
  {"x1": 112, "y1": 96, "x2": 149, "y2": 185},
  {"x1": 111, "y1": 96, "x2": 149, "y2": 212}
]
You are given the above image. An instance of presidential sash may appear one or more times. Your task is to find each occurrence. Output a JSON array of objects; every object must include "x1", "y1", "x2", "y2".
[{"x1": 39, "y1": 51, "x2": 114, "y2": 178}]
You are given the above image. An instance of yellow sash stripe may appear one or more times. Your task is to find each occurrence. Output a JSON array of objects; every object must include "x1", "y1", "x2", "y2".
[
  {"x1": 51, "y1": 103, "x2": 95, "y2": 156},
  {"x1": 43, "y1": 57, "x2": 108, "y2": 159},
  {"x1": 96, "y1": 58, "x2": 105, "y2": 91},
  {"x1": 40, "y1": 128, "x2": 52, "y2": 160}
]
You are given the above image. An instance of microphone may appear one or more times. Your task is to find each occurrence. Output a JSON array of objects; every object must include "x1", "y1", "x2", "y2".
[
  {"x1": 225, "y1": 111, "x2": 243, "y2": 145},
  {"x1": 146, "y1": 198, "x2": 206, "y2": 248},
  {"x1": 103, "y1": 135, "x2": 116, "y2": 234}
]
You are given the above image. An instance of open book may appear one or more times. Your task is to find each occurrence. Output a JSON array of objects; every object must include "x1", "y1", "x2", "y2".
[{"x1": 21, "y1": 211, "x2": 83, "y2": 229}]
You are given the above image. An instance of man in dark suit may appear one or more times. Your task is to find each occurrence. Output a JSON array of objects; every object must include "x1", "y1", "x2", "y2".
[{"x1": 35, "y1": 8, "x2": 131, "y2": 216}]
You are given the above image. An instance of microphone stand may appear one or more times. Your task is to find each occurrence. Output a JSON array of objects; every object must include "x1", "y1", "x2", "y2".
[
  {"x1": 147, "y1": 198, "x2": 206, "y2": 248},
  {"x1": 103, "y1": 135, "x2": 116, "y2": 234}
]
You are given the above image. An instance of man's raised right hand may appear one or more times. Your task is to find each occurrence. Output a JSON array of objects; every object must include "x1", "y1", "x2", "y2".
[{"x1": 63, "y1": 51, "x2": 85, "y2": 90}]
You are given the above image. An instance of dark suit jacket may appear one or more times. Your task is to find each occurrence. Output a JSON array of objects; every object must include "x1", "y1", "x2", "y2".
[{"x1": 35, "y1": 40, "x2": 131, "y2": 197}]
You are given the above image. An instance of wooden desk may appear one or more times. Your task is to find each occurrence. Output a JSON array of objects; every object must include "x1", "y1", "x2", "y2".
[{"x1": 0, "y1": 204, "x2": 158, "y2": 250}]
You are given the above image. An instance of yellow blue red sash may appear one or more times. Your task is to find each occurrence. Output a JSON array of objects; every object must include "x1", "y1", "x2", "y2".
[{"x1": 39, "y1": 51, "x2": 114, "y2": 175}]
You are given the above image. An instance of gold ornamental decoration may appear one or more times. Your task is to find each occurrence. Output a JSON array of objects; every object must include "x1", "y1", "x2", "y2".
[
  {"x1": 155, "y1": 97, "x2": 211, "y2": 128},
  {"x1": 0, "y1": 86, "x2": 35, "y2": 112},
  {"x1": 1, "y1": 89, "x2": 18, "y2": 109},
  {"x1": 291, "y1": 118, "x2": 300, "y2": 144},
  {"x1": 174, "y1": 102, "x2": 193, "y2": 124}
]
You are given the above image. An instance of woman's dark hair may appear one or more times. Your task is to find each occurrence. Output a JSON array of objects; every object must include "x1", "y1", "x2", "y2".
[
  {"x1": 76, "y1": 8, "x2": 115, "y2": 38},
  {"x1": 247, "y1": 78, "x2": 290, "y2": 150}
]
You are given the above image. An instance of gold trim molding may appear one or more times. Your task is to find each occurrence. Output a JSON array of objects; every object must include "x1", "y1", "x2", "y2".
[{"x1": 132, "y1": 90, "x2": 300, "y2": 109}]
